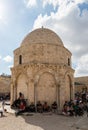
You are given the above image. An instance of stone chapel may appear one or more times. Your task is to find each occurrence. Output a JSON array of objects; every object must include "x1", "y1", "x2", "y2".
[{"x1": 11, "y1": 27, "x2": 75, "y2": 109}]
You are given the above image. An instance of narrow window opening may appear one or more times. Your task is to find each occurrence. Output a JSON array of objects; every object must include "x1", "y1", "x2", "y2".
[
  {"x1": 68, "y1": 58, "x2": 70, "y2": 66},
  {"x1": 19, "y1": 55, "x2": 22, "y2": 64}
]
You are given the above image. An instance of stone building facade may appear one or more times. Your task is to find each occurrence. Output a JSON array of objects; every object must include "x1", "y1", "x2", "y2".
[
  {"x1": 11, "y1": 27, "x2": 74, "y2": 109},
  {"x1": 75, "y1": 76, "x2": 88, "y2": 93},
  {"x1": 0, "y1": 75, "x2": 11, "y2": 98}
]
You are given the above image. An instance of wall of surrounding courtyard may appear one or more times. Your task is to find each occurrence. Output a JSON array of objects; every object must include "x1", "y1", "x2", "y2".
[
  {"x1": 0, "y1": 75, "x2": 11, "y2": 94},
  {"x1": 74, "y1": 76, "x2": 88, "y2": 92}
]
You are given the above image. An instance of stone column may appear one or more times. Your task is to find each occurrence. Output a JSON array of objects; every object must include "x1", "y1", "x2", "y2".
[
  {"x1": 59, "y1": 79, "x2": 65, "y2": 109},
  {"x1": 56, "y1": 83, "x2": 60, "y2": 111},
  {"x1": 34, "y1": 82, "x2": 37, "y2": 112},
  {"x1": 13, "y1": 81, "x2": 17, "y2": 101},
  {"x1": 71, "y1": 82, "x2": 75, "y2": 100},
  {"x1": 34, "y1": 74, "x2": 39, "y2": 112},
  {"x1": 26, "y1": 81, "x2": 30, "y2": 105},
  {"x1": 10, "y1": 83, "x2": 14, "y2": 105},
  {"x1": 70, "y1": 83, "x2": 72, "y2": 101}
]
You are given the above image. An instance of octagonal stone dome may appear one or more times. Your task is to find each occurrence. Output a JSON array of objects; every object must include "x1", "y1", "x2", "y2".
[{"x1": 21, "y1": 27, "x2": 64, "y2": 46}]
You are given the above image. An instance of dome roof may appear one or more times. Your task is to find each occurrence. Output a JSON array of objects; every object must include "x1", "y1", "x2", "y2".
[{"x1": 21, "y1": 27, "x2": 64, "y2": 46}]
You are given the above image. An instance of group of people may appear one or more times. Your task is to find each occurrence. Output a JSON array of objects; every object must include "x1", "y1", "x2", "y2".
[
  {"x1": 12, "y1": 91, "x2": 88, "y2": 117},
  {"x1": 11, "y1": 92, "x2": 58, "y2": 116},
  {"x1": 15, "y1": 100, "x2": 57, "y2": 116},
  {"x1": 11, "y1": 92, "x2": 27, "y2": 116},
  {"x1": 11, "y1": 92, "x2": 27, "y2": 109},
  {"x1": 62, "y1": 91, "x2": 88, "y2": 117},
  {"x1": 36, "y1": 101, "x2": 57, "y2": 113}
]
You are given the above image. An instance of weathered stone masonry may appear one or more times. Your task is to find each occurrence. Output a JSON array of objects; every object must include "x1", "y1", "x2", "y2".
[{"x1": 11, "y1": 27, "x2": 75, "y2": 109}]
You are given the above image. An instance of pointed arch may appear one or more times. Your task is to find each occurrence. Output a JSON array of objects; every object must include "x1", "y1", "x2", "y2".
[
  {"x1": 64, "y1": 71, "x2": 74, "y2": 101},
  {"x1": 16, "y1": 73, "x2": 28, "y2": 99},
  {"x1": 34, "y1": 68, "x2": 60, "y2": 108},
  {"x1": 36, "y1": 72, "x2": 57, "y2": 104}
]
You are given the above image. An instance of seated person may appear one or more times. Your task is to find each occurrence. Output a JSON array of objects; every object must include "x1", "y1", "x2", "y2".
[
  {"x1": 29, "y1": 102, "x2": 35, "y2": 112},
  {"x1": 11, "y1": 99, "x2": 21, "y2": 109},
  {"x1": 62, "y1": 104, "x2": 68, "y2": 115},
  {"x1": 67, "y1": 105, "x2": 74, "y2": 116},
  {"x1": 43, "y1": 102, "x2": 50, "y2": 112},
  {"x1": 51, "y1": 101, "x2": 57, "y2": 112},
  {"x1": 11, "y1": 92, "x2": 26, "y2": 109},
  {"x1": 36, "y1": 101, "x2": 43, "y2": 113},
  {"x1": 15, "y1": 101, "x2": 26, "y2": 116}
]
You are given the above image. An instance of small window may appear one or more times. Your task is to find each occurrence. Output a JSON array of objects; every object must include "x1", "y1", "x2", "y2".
[
  {"x1": 19, "y1": 55, "x2": 22, "y2": 64},
  {"x1": 68, "y1": 58, "x2": 70, "y2": 66}
]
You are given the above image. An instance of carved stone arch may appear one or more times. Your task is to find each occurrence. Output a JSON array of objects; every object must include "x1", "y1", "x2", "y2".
[
  {"x1": 16, "y1": 72, "x2": 29, "y2": 99},
  {"x1": 34, "y1": 68, "x2": 60, "y2": 108},
  {"x1": 16, "y1": 71, "x2": 29, "y2": 82},
  {"x1": 34, "y1": 68, "x2": 58, "y2": 84},
  {"x1": 64, "y1": 71, "x2": 74, "y2": 101}
]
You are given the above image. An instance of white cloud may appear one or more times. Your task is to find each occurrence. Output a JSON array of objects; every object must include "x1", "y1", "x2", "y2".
[
  {"x1": 3, "y1": 55, "x2": 13, "y2": 63},
  {"x1": 75, "y1": 54, "x2": 88, "y2": 77},
  {"x1": 33, "y1": 0, "x2": 88, "y2": 77},
  {"x1": 0, "y1": 55, "x2": 2, "y2": 59},
  {"x1": 24, "y1": 0, "x2": 37, "y2": 8},
  {"x1": 8, "y1": 65, "x2": 13, "y2": 68},
  {"x1": 0, "y1": 1, "x2": 8, "y2": 25},
  {"x1": 42, "y1": 0, "x2": 59, "y2": 9},
  {"x1": 42, "y1": 0, "x2": 87, "y2": 9}
]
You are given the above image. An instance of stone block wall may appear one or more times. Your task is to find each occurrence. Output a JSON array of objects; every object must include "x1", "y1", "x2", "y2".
[
  {"x1": 0, "y1": 75, "x2": 11, "y2": 94},
  {"x1": 14, "y1": 43, "x2": 71, "y2": 68}
]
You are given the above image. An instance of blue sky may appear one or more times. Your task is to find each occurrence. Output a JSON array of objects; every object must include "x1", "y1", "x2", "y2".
[{"x1": 0, "y1": 0, "x2": 88, "y2": 77}]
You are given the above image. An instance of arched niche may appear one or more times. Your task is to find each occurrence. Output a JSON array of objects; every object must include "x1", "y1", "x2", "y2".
[
  {"x1": 65, "y1": 74, "x2": 73, "y2": 101},
  {"x1": 36, "y1": 72, "x2": 57, "y2": 105},
  {"x1": 16, "y1": 74, "x2": 28, "y2": 99}
]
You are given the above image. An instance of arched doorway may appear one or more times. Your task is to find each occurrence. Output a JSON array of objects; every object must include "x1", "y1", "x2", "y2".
[
  {"x1": 36, "y1": 72, "x2": 57, "y2": 105},
  {"x1": 65, "y1": 75, "x2": 72, "y2": 101},
  {"x1": 17, "y1": 74, "x2": 28, "y2": 99}
]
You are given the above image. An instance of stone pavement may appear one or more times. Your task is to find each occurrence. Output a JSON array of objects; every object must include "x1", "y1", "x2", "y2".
[
  {"x1": 0, "y1": 102, "x2": 88, "y2": 130},
  {"x1": 0, "y1": 112, "x2": 88, "y2": 130}
]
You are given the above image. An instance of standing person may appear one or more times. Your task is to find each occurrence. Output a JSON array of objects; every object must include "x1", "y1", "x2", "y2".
[
  {"x1": 0, "y1": 105, "x2": 3, "y2": 117},
  {"x1": 0, "y1": 100, "x2": 5, "y2": 117},
  {"x1": 86, "y1": 101, "x2": 88, "y2": 117},
  {"x1": 2, "y1": 100, "x2": 5, "y2": 113}
]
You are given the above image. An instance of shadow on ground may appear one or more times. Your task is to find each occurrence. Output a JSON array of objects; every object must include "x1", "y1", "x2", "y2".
[{"x1": 21, "y1": 113, "x2": 80, "y2": 130}]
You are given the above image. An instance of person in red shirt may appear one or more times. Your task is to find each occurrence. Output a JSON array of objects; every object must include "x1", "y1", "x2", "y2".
[
  {"x1": 15, "y1": 101, "x2": 26, "y2": 116},
  {"x1": 19, "y1": 101, "x2": 26, "y2": 110}
]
